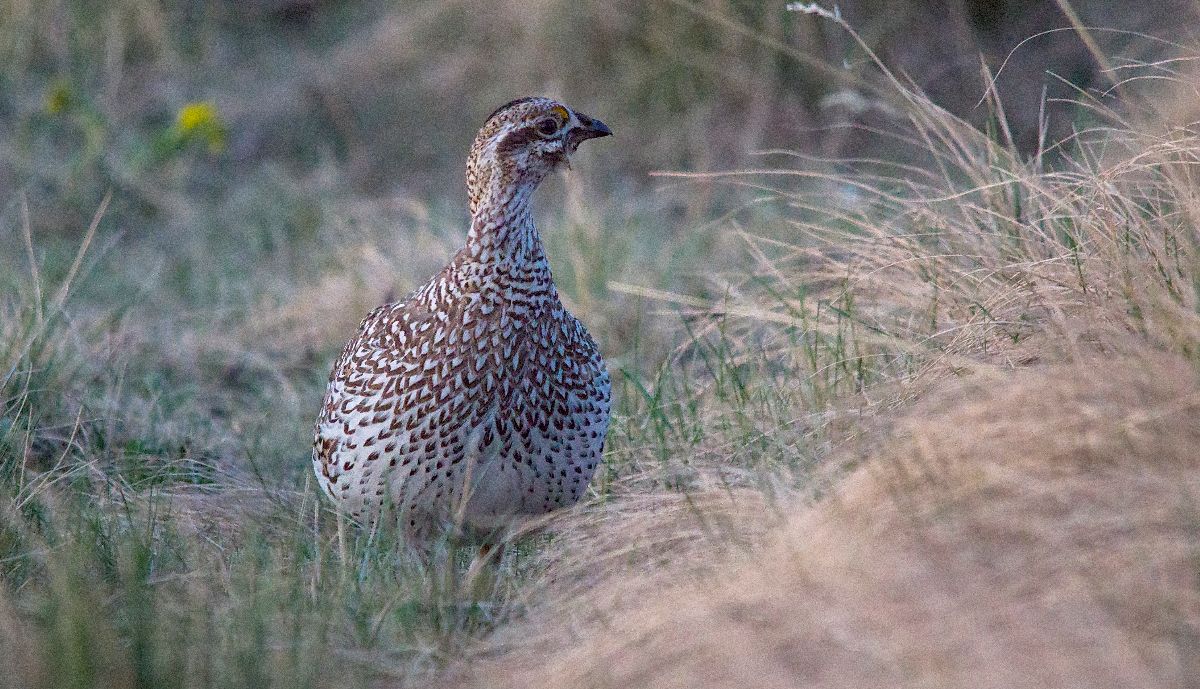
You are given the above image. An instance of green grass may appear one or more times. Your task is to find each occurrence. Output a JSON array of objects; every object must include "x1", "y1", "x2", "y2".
[{"x1": 0, "y1": 179, "x2": 883, "y2": 687}]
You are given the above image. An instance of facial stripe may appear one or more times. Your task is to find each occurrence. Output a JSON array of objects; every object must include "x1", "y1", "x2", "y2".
[{"x1": 498, "y1": 124, "x2": 548, "y2": 155}]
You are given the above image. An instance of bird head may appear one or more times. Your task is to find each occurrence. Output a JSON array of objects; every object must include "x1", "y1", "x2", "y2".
[{"x1": 466, "y1": 97, "x2": 612, "y2": 216}]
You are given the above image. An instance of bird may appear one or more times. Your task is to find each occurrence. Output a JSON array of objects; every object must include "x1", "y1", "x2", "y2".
[{"x1": 313, "y1": 97, "x2": 613, "y2": 548}]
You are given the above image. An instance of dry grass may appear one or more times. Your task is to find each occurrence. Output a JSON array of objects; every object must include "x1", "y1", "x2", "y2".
[
  {"x1": 435, "y1": 15, "x2": 1200, "y2": 686},
  {"x1": 446, "y1": 354, "x2": 1200, "y2": 689}
]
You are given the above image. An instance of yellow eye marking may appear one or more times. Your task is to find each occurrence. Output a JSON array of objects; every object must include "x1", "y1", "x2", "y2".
[{"x1": 549, "y1": 105, "x2": 570, "y2": 124}]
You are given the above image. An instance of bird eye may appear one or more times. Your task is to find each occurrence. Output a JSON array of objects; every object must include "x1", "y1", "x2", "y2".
[{"x1": 536, "y1": 118, "x2": 560, "y2": 136}]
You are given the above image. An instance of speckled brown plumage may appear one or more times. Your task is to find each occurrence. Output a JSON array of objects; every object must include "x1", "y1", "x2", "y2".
[{"x1": 313, "y1": 97, "x2": 612, "y2": 543}]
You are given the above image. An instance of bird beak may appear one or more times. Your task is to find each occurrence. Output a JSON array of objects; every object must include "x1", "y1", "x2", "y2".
[
  {"x1": 565, "y1": 113, "x2": 612, "y2": 156},
  {"x1": 575, "y1": 113, "x2": 613, "y2": 141}
]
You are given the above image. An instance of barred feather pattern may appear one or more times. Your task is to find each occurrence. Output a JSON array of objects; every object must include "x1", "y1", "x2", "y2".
[{"x1": 313, "y1": 97, "x2": 612, "y2": 541}]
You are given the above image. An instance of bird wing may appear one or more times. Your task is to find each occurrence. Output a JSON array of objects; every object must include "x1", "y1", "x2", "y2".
[{"x1": 313, "y1": 298, "x2": 492, "y2": 527}]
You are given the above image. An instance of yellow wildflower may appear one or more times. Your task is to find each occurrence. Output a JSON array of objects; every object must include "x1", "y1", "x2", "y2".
[
  {"x1": 177, "y1": 101, "x2": 218, "y2": 131},
  {"x1": 175, "y1": 101, "x2": 227, "y2": 154}
]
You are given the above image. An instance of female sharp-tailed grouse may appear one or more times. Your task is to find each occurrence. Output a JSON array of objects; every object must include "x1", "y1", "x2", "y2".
[{"x1": 314, "y1": 97, "x2": 613, "y2": 543}]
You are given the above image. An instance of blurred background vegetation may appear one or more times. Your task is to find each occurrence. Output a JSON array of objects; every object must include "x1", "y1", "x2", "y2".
[
  {"x1": 1, "y1": 1, "x2": 1198, "y2": 687},
  {"x1": 4, "y1": 0, "x2": 1194, "y2": 231}
]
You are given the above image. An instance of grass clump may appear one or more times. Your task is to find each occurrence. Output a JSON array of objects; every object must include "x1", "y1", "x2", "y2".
[{"x1": 441, "y1": 10, "x2": 1200, "y2": 687}]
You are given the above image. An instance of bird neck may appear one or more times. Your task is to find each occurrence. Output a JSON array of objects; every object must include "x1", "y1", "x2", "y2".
[{"x1": 464, "y1": 180, "x2": 548, "y2": 271}]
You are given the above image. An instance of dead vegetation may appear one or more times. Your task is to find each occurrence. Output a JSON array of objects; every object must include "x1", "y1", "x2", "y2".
[
  {"x1": 445, "y1": 353, "x2": 1200, "y2": 689},
  {"x1": 435, "y1": 15, "x2": 1200, "y2": 686}
]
